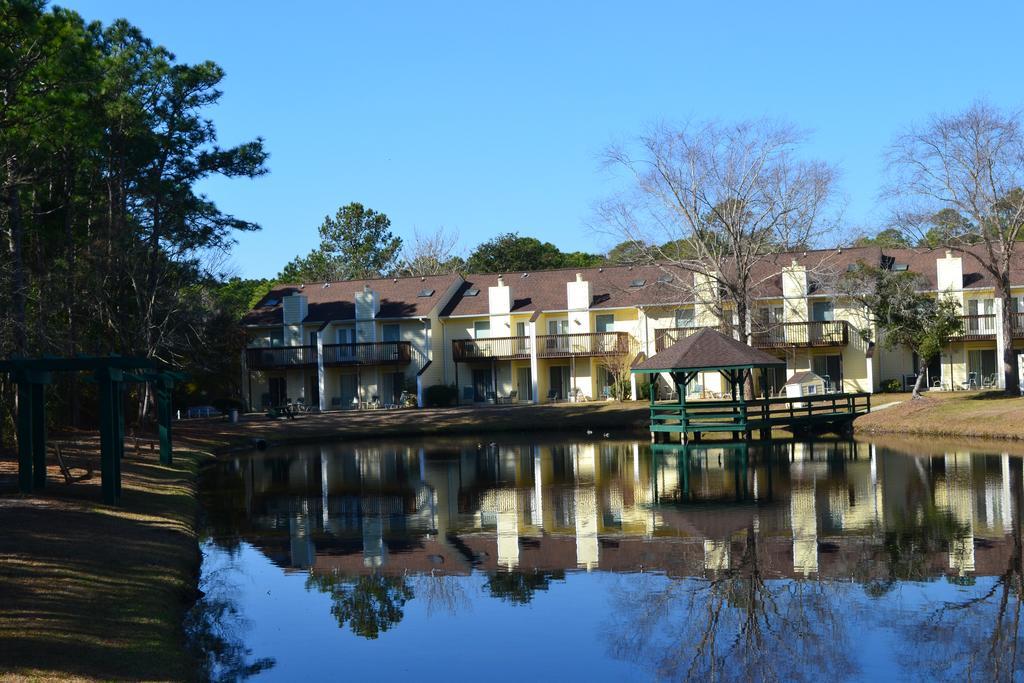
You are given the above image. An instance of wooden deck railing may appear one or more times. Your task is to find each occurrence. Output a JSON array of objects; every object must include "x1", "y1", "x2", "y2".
[
  {"x1": 752, "y1": 320, "x2": 849, "y2": 348},
  {"x1": 649, "y1": 392, "x2": 872, "y2": 436},
  {"x1": 322, "y1": 341, "x2": 411, "y2": 366},
  {"x1": 246, "y1": 341, "x2": 411, "y2": 369},
  {"x1": 655, "y1": 321, "x2": 849, "y2": 352},
  {"x1": 453, "y1": 331, "x2": 629, "y2": 361},
  {"x1": 950, "y1": 314, "x2": 996, "y2": 341},
  {"x1": 245, "y1": 345, "x2": 317, "y2": 369},
  {"x1": 452, "y1": 336, "x2": 533, "y2": 361},
  {"x1": 536, "y1": 332, "x2": 629, "y2": 358}
]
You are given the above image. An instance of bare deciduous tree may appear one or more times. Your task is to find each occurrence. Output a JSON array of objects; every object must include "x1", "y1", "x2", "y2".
[
  {"x1": 886, "y1": 101, "x2": 1024, "y2": 394},
  {"x1": 394, "y1": 226, "x2": 465, "y2": 277},
  {"x1": 598, "y1": 119, "x2": 839, "y2": 343}
]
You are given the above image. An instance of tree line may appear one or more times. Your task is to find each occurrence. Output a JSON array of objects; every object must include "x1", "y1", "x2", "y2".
[{"x1": 0, "y1": 0, "x2": 268, "y2": 436}]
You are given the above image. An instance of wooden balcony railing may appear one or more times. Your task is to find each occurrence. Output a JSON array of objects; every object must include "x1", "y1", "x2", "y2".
[
  {"x1": 246, "y1": 341, "x2": 411, "y2": 370},
  {"x1": 245, "y1": 345, "x2": 317, "y2": 370},
  {"x1": 752, "y1": 321, "x2": 849, "y2": 348},
  {"x1": 655, "y1": 321, "x2": 849, "y2": 352},
  {"x1": 950, "y1": 314, "x2": 997, "y2": 340},
  {"x1": 536, "y1": 332, "x2": 629, "y2": 358},
  {"x1": 452, "y1": 336, "x2": 533, "y2": 361},
  {"x1": 322, "y1": 341, "x2": 411, "y2": 366},
  {"x1": 453, "y1": 331, "x2": 629, "y2": 361}
]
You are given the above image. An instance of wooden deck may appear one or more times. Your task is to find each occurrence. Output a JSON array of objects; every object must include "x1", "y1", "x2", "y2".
[{"x1": 649, "y1": 392, "x2": 872, "y2": 442}]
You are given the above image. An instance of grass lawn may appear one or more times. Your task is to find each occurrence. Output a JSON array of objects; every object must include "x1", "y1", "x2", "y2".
[
  {"x1": 0, "y1": 445, "x2": 207, "y2": 681},
  {"x1": 855, "y1": 389, "x2": 1024, "y2": 440}
]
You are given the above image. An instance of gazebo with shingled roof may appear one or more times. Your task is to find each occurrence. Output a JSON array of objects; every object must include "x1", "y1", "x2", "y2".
[{"x1": 632, "y1": 327, "x2": 870, "y2": 442}]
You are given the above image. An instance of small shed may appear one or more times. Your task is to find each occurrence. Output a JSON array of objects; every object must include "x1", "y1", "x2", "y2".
[{"x1": 784, "y1": 371, "x2": 826, "y2": 399}]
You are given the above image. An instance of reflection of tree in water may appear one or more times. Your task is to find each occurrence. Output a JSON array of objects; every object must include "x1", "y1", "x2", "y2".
[
  {"x1": 896, "y1": 468, "x2": 1024, "y2": 681},
  {"x1": 485, "y1": 570, "x2": 565, "y2": 605},
  {"x1": 606, "y1": 529, "x2": 856, "y2": 682},
  {"x1": 185, "y1": 557, "x2": 276, "y2": 681},
  {"x1": 856, "y1": 507, "x2": 971, "y2": 598},
  {"x1": 306, "y1": 572, "x2": 414, "y2": 639},
  {"x1": 413, "y1": 573, "x2": 470, "y2": 616}
]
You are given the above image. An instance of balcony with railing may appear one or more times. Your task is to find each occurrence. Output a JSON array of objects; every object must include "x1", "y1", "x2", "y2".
[
  {"x1": 452, "y1": 331, "x2": 629, "y2": 362},
  {"x1": 752, "y1": 321, "x2": 849, "y2": 348},
  {"x1": 536, "y1": 332, "x2": 629, "y2": 358},
  {"x1": 452, "y1": 336, "x2": 533, "y2": 361},
  {"x1": 954, "y1": 314, "x2": 998, "y2": 341},
  {"x1": 246, "y1": 341, "x2": 412, "y2": 370},
  {"x1": 322, "y1": 341, "x2": 411, "y2": 366},
  {"x1": 245, "y1": 345, "x2": 317, "y2": 370},
  {"x1": 655, "y1": 320, "x2": 849, "y2": 352}
]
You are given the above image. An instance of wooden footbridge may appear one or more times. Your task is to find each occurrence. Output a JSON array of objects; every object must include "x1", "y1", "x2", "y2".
[{"x1": 632, "y1": 328, "x2": 872, "y2": 443}]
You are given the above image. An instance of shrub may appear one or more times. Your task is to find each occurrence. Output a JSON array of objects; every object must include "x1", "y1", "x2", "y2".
[
  {"x1": 880, "y1": 379, "x2": 902, "y2": 393},
  {"x1": 423, "y1": 384, "x2": 457, "y2": 408}
]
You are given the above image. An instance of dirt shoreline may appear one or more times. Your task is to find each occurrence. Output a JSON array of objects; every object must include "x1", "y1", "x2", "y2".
[{"x1": 0, "y1": 445, "x2": 209, "y2": 682}]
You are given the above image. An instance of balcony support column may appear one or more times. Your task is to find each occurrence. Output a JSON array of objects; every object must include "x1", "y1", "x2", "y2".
[
  {"x1": 529, "y1": 321, "x2": 540, "y2": 404},
  {"x1": 316, "y1": 330, "x2": 326, "y2": 412}
]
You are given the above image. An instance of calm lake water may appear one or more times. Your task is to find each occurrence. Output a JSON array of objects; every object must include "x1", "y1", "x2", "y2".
[{"x1": 189, "y1": 435, "x2": 1024, "y2": 682}]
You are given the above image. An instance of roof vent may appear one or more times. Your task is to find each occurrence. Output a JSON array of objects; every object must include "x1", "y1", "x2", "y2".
[
  {"x1": 417, "y1": 288, "x2": 435, "y2": 297},
  {"x1": 300, "y1": 284, "x2": 305, "y2": 289},
  {"x1": 629, "y1": 278, "x2": 646, "y2": 288},
  {"x1": 465, "y1": 288, "x2": 480, "y2": 297},
  {"x1": 598, "y1": 267, "x2": 604, "y2": 273},
  {"x1": 575, "y1": 272, "x2": 583, "y2": 282},
  {"x1": 421, "y1": 276, "x2": 426, "y2": 281},
  {"x1": 322, "y1": 283, "x2": 330, "y2": 288},
  {"x1": 497, "y1": 275, "x2": 505, "y2": 287},
  {"x1": 521, "y1": 272, "x2": 529, "y2": 278},
  {"x1": 393, "y1": 278, "x2": 398, "y2": 283}
]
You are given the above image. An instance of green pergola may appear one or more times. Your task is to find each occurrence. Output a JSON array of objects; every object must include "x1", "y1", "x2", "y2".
[
  {"x1": 0, "y1": 356, "x2": 184, "y2": 505},
  {"x1": 632, "y1": 328, "x2": 787, "y2": 441}
]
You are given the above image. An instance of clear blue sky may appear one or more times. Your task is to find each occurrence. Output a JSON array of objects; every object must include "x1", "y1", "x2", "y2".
[{"x1": 61, "y1": 0, "x2": 1024, "y2": 279}]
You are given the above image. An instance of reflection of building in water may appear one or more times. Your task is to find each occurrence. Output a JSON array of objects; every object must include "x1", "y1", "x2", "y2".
[
  {"x1": 938, "y1": 452, "x2": 976, "y2": 575},
  {"x1": 219, "y1": 438, "x2": 1024, "y2": 582},
  {"x1": 790, "y1": 443, "x2": 821, "y2": 576}
]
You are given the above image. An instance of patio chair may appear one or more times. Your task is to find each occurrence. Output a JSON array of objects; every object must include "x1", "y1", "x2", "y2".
[
  {"x1": 330, "y1": 397, "x2": 342, "y2": 408},
  {"x1": 497, "y1": 390, "x2": 518, "y2": 404},
  {"x1": 982, "y1": 373, "x2": 997, "y2": 389},
  {"x1": 961, "y1": 372, "x2": 978, "y2": 391},
  {"x1": 546, "y1": 389, "x2": 560, "y2": 402},
  {"x1": 601, "y1": 386, "x2": 612, "y2": 400}
]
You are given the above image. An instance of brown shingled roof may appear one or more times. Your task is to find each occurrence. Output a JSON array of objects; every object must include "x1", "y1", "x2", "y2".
[
  {"x1": 241, "y1": 273, "x2": 461, "y2": 326},
  {"x1": 633, "y1": 327, "x2": 786, "y2": 372},
  {"x1": 439, "y1": 264, "x2": 694, "y2": 317}
]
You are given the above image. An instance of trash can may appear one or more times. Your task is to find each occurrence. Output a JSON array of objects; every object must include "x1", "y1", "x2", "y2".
[{"x1": 229, "y1": 409, "x2": 239, "y2": 424}]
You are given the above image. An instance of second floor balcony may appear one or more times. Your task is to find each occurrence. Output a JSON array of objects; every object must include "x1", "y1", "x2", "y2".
[
  {"x1": 655, "y1": 320, "x2": 849, "y2": 352},
  {"x1": 452, "y1": 331, "x2": 629, "y2": 362},
  {"x1": 246, "y1": 341, "x2": 412, "y2": 370},
  {"x1": 949, "y1": 313, "x2": 1024, "y2": 341}
]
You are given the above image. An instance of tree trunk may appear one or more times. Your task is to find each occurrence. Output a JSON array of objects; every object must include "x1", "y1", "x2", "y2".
[
  {"x1": 912, "y1": 367, "x2": 928, "y2": 399},
  {"x1": 997, "y1": 278, "x2": 1020, "y2": 395},
  {"x1": 5, "y1": 155, "x2": 27, "y2": 355}
]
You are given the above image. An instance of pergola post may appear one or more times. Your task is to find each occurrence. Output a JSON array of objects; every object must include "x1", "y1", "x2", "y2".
[
  {"x1": 96, "y1": 366, "x2": 124, "y2": 505},
  {"x1": 30, "y1": 381, "x2": 47, "y2": 489},
  {"x1": 16, "y1": 379, "x2": 34, "y2": 493}
]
